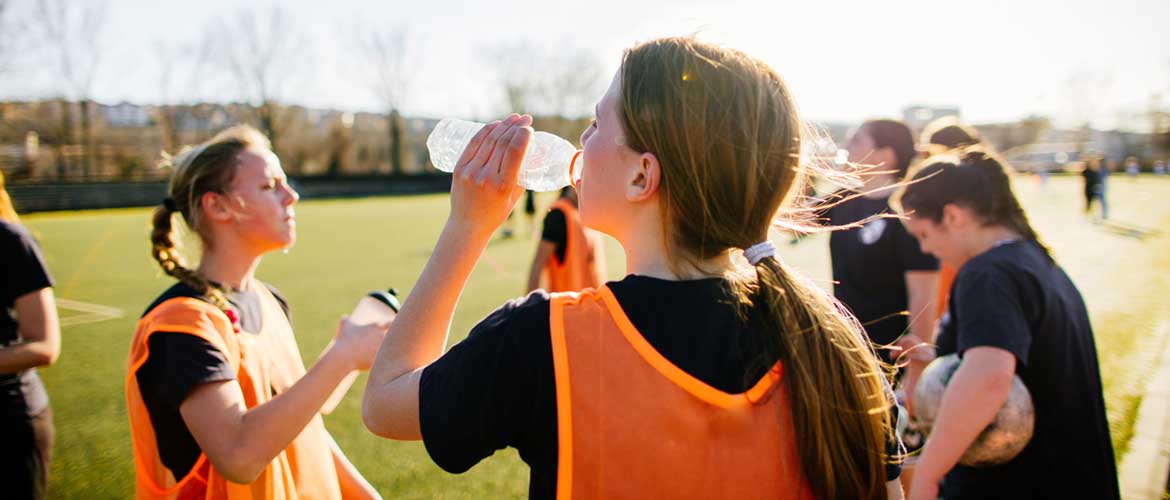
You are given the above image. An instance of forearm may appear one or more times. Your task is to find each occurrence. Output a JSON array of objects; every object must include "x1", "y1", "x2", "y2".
[
  {"x1": 887, "y1": 479, "x2": 905, "y2": 500},
  {"x1": 363, "y1": 220, "x2": 490, "y2": 437},
  {"x1": 907, "y1": 296, "x2": 936, "y2": 345},
  {"x1": 374, "y1": 220, "x2": 489, "y2": 380},
  {"x1": 196, "y1": 350, "x2": 352, "y2": 482},
  {"x1": 912, "y1": 359, "x2": 1012, "y2": 485},
  {"x1": 526, "y1": 257, "x2": 544, "y2": 293},
  {"x1": 0, "y1": 288, "x2": 61, "y2": 373},
  {"x1": 904, "y1": 271, "x2": 939, "y2": 345},
  {"x1": 0, "y1": 340, "x2": 58, "y2": 374}
]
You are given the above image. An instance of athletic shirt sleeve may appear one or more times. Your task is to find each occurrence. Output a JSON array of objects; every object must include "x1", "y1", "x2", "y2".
[
  {"x1": 134, "y1": 282, "x2": 294, "y2": 478},
  {"x1": 418, "y1": 290, "x2": 556, "y2": 474},
  {"x1": 140, "y1": 334, "x2": 236, "y2": 408},
  {"x1": 0, "y1": 220, "x2": 54, "y2": 306},
  {"x1": 952, "y1": 264, "x2": 1033, "y2": 365},
  {"x1": 540, "y1": 209, "x2": 568, "y2": 264}
]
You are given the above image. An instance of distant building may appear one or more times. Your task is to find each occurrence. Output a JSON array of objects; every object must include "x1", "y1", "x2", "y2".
[
  {"x1": 101, "y1": 102, "x2": 152, "y2": 128},
  {"x1": 903, "y1": 105, "x2": 960, "y2": 133}
]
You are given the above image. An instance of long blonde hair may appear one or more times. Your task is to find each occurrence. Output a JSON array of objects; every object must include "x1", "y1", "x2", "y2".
[
  {"x1": 0, "y1": 169, "x2": 20, "y2": 224},
  {"x1": 618, "y1": 37, "x2": 892, "y2": 499},
  {"x1": 150, "y1": 125, "x2": 270, "y2": 310}
]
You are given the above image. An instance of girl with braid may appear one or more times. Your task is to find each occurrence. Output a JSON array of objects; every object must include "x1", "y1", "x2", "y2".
[
  {"x1": 361, "y1": 37, "x2": 903, "y2": 499},
  {"x1": 894, "y1": 148, "x2": 1118, "y2": 500},
  {"x1": 126, "y1": 125, "x2": 386, "y2": 499}
]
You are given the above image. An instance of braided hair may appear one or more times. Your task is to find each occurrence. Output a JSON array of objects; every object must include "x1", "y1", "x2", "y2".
[{"x1": 150, "y1": 125, "x2": 271, "y2": 310}]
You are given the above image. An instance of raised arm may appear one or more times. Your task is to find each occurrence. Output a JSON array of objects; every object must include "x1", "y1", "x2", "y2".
[
  {"x1": 362, "y1": 114, "x2": 533, "y2": 440},
  {"x1": 899, "y1": 269, "x2": 939, "y2": 414},
  {"x1": 526, "y1": 240, "x2": 556, "y2": 293}
]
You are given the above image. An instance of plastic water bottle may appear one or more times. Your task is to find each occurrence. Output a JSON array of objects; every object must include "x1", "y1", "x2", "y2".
[{"x1": 427, "y1": 118, "x2": 583, "y2": 192}]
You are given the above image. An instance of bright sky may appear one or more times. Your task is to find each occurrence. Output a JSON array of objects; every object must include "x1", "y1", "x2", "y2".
[{"x1": 4, "y1": 0, "x2": 1169, "y2": 130}]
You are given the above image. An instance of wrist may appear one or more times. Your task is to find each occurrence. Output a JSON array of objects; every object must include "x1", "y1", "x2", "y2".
[
  {"x1": 443, "y1": 217, "x2": 496, "y2": 244},
  {"x1": 320, "y1": 342, "x2": 360, "y2": 375},
  {"x1": 911, "y1": 446, "x2": 950, "y2": 484}
]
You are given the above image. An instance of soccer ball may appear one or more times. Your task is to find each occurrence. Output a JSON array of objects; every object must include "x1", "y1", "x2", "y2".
[{"x1": 913, "y1": 353, "x2": 1035, "y2": 467}]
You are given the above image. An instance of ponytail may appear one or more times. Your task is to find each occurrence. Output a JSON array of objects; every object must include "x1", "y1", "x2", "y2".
[
  {"x1": 1002, "y1": 195, "x2": 1052, "y2": 263},
  {"x1": 150, "y1": 201, "x2": 230, "y2": 310},
  {"x1": 149, "y1": 125, "x2": 270, "y2": 310},
  {"x1": 613, "y1": 37, "x2": 895, "y2": 498},
  {"x1": 895, "y1": 147, "x2": 1053, "y2": 263},
  {"x1": 731, "y1": 254, "x2": 893, "y2": 499}
]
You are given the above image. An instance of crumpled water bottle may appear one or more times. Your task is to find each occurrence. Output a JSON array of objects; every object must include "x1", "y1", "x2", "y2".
[{"x1": 426, "y1": 118, "x2": 584, "y2": 192}]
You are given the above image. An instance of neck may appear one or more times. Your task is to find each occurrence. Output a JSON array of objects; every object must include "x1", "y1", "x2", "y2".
[
  {"x1": 860, "y1": 173, "x2": 898, "y2": 199},
  {"x1": 959, "y1": 224, "x2": 1022, "y2": 266},
  {"x1": 197, "y1": 240, "x2": 262, "y2": 291},
  {"x1": 618, "y1": 214, "x2": 734, "y2": 280}
]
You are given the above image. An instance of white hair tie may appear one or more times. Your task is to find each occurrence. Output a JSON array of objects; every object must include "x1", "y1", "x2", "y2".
[{"x1": 744, "y1": 241, "x2": 776, "y2": 265}]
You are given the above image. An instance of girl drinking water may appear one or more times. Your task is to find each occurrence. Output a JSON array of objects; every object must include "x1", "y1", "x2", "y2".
[{"x1": 362, "y1": 37, "x2": 901, "y2": 499}]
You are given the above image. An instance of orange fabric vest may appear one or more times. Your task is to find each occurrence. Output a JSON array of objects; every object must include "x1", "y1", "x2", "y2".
[
  {"x1": 544, "y1": 199, "x2": 603, "y2": 292},
  {"x1": 936, "y1": 264, "x2": 956, "y2": 316},
  {"x1": 549, "y1": 286, "x2": 813, "y2": 499},
  {"x1": 125, "y1": 284, "x2": 342, "y2": 500}
]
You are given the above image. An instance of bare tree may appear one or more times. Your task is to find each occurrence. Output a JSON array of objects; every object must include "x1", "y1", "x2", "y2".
[
  {"x1": 0, "y1": 0, "x2": 27, "y2": 77},
  {"x1": 32, "y1": 0, "x2": 108, "y2": 178},
  {"x1": 487, "y1": 41, "x2": 605, "y2": 140},
  {"x1": 346, "y1": 19, "x2": 416, "y2": 175},
  {"x1": 487, "y1": 40, "x2": 545, "y2": 114},
  {"x1": 1062, "y1": 67, "x2": 1113, "y2": 150},
  {"x1": 154, "y1": 38, "x2": 215, "y2": 152},
  {"x1": 536, "y1": 44, "x2": 605, "y2": 140},
  {"x1": 208, "y1": 6, "x2": 309, "y2": 153},
  {"x1": 540, "y1": 45, "x2": 605, "y2": 120}
]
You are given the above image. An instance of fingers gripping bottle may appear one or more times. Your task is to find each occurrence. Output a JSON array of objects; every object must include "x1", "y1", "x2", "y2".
[
  {"x1": 321, "y1": 289, "x2": 400, "y2": 415},
  {"x1": 426, "y1": 118, "x2": 585, "y2": 192}
]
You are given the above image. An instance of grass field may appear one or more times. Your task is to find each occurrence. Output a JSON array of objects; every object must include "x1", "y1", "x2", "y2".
[{"x1": 21, "y1": 175, "x2": 1170, "y2": 499}]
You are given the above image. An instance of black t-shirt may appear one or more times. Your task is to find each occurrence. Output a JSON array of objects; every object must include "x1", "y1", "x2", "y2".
[
  {"x1": 540, "y1": 208, "x2": 567, "y2": 264},
  {"x1": 934, "y1": 241, "x2": 1119, "y2": 499},
  {"x1": 0, "y1": 219, "x2": 54, "y2": 417},
  {"x1": 419, "y1": 275, "x2": 902, "y2": 499},
  {"x1": 827, "y1": 193, "x2": 938, "y2": 347},
  {"x1": 135, "y1": 282, "x2": 291, "y2": 478}
]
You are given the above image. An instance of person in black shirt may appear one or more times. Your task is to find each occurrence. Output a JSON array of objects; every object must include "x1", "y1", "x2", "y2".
[
  {"x1": 895, "y1": 148, "x2": 1119, "y2": 500},
  {"x1": 363, "y1": 38, "x2": 904, "y2": 499},
  {"x1": 0, "y1": 171, "x2": 61, "y2": 500},
  {"x1": 830, "y1": 119, "x2": 939, "y2": 416},
  {"x1": 1083, "y1": 155, "x2": 1109, "y2": 219}
]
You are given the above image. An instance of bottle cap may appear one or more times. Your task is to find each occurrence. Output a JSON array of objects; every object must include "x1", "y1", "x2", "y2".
[{"x1": 366, "y1": 288, "x2": 400, "y2": 313}]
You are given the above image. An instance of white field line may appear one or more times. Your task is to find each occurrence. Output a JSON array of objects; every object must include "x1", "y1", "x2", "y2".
[{"x1": 56, "y1": 298, "x2": 124, "y2": 327}]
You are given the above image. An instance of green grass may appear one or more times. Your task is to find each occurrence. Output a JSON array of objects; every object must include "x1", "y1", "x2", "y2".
[{"x1": 21, "y1": 176, "x2": 1170, "y2": 498}]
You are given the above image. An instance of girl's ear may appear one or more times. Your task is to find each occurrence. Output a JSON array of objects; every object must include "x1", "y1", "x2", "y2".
[
  {"x1": 201, "y1": 191, "x2": 233, "y2": 223},
  {"x1": 626, "y1": 152, "x2": 661, "y2": 203},
  {"x1": 940, "y1": 203, "x2": 967, "y2": 230}
]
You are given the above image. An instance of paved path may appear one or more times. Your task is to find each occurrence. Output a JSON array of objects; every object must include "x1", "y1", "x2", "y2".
[{"x1": 1119, "y1": 320, "x2": 1170, "y2": 500}]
